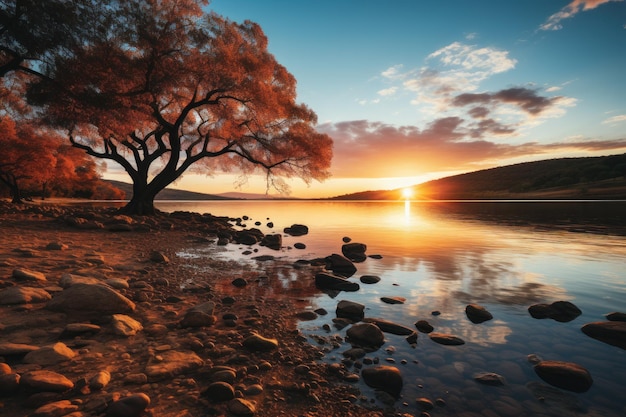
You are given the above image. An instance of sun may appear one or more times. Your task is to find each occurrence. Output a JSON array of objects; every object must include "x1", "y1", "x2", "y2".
[{"x1": 401, "y1": 187, "x2": 414, "y2": 200}]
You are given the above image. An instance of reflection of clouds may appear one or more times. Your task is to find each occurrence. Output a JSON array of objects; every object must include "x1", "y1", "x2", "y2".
[{"x1": 437, "y1": 320, "x2": 512, "y2": 346}]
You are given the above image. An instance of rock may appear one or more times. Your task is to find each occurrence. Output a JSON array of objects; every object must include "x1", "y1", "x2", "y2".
[
  {"x1": 232, "y1": 278, "x2": 248, "y2": 288},
  {"x1": 346, "y1": 323, "x2": 385, "y2": 348},
  {"x1": 360, "y1": 275, "x2": 381, "y2": 284},
  {"x1": 12, "y1": 267, "x2": 47, "y2": 281},
  {"x1": 429, "y1": 332, "x2": 465, "y2": 346},
  {"x1": 534, "y1": 360, "x2": 593, "y2": 393},
  {"x1": 62, "y1": 323, "x2": 101, "y2": 337},
  {"x1": 0, "y1": 286, "x2": 51, "y2": 304},
  {"x1": 0, "y1": 372, "x2": 20, "y2": 394},
  {"x1": 243, "y1": 333, "x2": 278, "y2": 352},
  {"x1": 363, "y1": 318, "x2": 415, "y2": 336},
  {"x1": 380, "y1": 296, "x2": 405, "y2": 305},
  {"x1": 414, "y1": 320, "x2": 434, "y2": 333},
  {"x1": 336, "y1": 300, "x2": 365, "y2": 321},
  {"x1": 46, "y1": 283, "x2": 135, "y2": 314},
  {"x1": 465, "y1": 304, "x2": 493, "y2": 324},
  {"x1": 20, "y1": 370, "x2": 74, "y2": 392},
  {"x1": 24, "y1": 342, "x2": 76, "y2": 365},
  {"x1": 149, "y1": 251, "x2": 169, "y2": 263},
  {"x1": 45, "y1": 242, "x2": 69, "y2": 250},
  {"x1": 0, "y1": 342, "x2": 39, "y2": 356},
  {"x1": 606, "y1": 312, "x2": 626, "y2": 322},
  {"x1": 204, "y1": 381, "x2": 235, "y2": 402},
  {"x1": 89, "y1": 371, "x2": 111, "y2": 390},
  {"x1": 105, "y1": 393, "x2": 150, "y2": 417},
  {"x1": 294, "y1": 242, "x2": 306, "y2": 249},
  {"x1": 416, "y1": 397, "x2": 434, "y2": 410},
  {"x1": 30, "y1": 400, "x2": 79, "y2": 417},
  {"x1": 260, "y1": 234, "x2": 282, "y2": 250},
  {"x1": 106, "y1": 278, "x2": 130, "y2": 289},
  {"x1": 145, "y1": 350, "x2": 204, "y2": 380},
  {"x1": 581, "y1": 321, "x2": 626, "y2": 349},
  {"x1": 324, "y1": 254, "x2": 357, "y2": 277},
  {"x1": 528, "y1": 301, "x2": 582, "y2": 322},
  {"x1": 227, "y1": 398, "x2": 256, "y2": 416},
  {"x1": 341, "y1": 242, "x2": 367, "y2": 262},
  {"x1": 180, "y1": 301, "x2": 216, "y2": 328},
  {"x1": 361, "y1": 366, "x2": 403, "y2": 397},
  {"x1": 295, "y1": 311, "x2": 318, "y2": 321},
  {"x1": 315, "y1": 272, "x2": 360, "y2": 292},
  {"x1": 111, "y1": 314, "x2": 143, "y2": 337},
  {"x1": 284, "y1": 224, "x2": 309, "y2": 236},
  {"x1": 474, "y1": 372, "x2": 506, "y2": 386},
  {"x1": 58, "y1": 273, "x2": 101, "y2": 288}
]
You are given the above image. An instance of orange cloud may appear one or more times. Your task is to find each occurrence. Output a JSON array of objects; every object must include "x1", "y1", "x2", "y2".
[{"x1": 540, "y1": 0, "x2": 622, "y2": 31}]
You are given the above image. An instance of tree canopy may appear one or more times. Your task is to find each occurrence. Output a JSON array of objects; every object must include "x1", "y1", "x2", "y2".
[{"x1": 16, "y1": 0, "x2": 332, "y2": 214}]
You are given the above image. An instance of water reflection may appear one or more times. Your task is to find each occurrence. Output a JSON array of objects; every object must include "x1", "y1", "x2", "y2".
[{"x1": 167, "y1": 200, "x2": 626, "y2": 416}]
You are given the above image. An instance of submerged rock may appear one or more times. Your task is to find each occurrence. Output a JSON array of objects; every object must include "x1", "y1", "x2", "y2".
[
  {"x1": 606, "y1": 312, "x2": 626, "y2": 322},
  {"x1": 474, "y1": 372, "x2": 506, "y2": 386},
  {"x1": 361, "y1": 366, "x2": 403, "y2": 397},
  {"x1": 581, "y1": 321, "x2": 626, "y2": 349},
  {"x1": 363, "y1": 318, "x2": 415, "y2": 336},
  {"x1": 534, "y1": 360, "x2": 593, "y2": 393},
  {"x1": 465, "y1": 303, "x2": 493, "y2": 323},
  {"x1": 429, "y1": 332, "x2": 465, "y2": 346},
  {"x1": 528, "y1": 301, "x2": 581, "y2": 322},
  {"x1": 324, "y1": 254, "x2": 357, "y2": 277},
  {"x1": 336, "y1": 300, "x2": 365, "y2": 321},
  {"x1": 341, "y1": 242, "x2": 367, "y2": 262},
  {"x1": 315, "y1": 272, "x2": 360, "y2": 292},
  {"x1": 346, "y1": 323, "x2": 385, "y2": 348}
]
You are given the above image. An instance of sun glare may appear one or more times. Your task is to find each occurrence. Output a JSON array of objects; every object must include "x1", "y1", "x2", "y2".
[{"x1": 401, "y1": 187, "x2": 414, "y2": 200}]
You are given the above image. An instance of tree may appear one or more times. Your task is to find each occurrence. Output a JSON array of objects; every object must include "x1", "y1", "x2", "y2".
[
  {"x1": 34, "y1": 2, "x2": 332, "y2": 215},
  {"x1": 0, "y1": 0, "x2": 123, "y2": 79}
]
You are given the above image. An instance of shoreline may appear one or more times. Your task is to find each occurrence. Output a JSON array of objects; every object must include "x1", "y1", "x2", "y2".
[{"x1": 0, "y1": 202, "x2": 383, "y2": 417}]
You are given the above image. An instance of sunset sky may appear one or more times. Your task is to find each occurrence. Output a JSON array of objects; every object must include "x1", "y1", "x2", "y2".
[{"x1": 126, "y1": 0, "x2": 626, "y2": 198}]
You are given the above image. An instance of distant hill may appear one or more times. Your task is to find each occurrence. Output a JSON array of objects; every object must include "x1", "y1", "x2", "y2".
[
  {"x1": 105, "y1": 180, "x2": 233, "y2": 200},
  {"x1": 331, "y1": 153, "x2": 626, "y2": 200}
]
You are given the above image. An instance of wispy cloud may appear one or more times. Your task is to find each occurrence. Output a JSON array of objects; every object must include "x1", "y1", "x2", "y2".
[
  {"x1": 602, "y1": 114, "x2": 626, "y2": 124},
  {"x1": 540, "y1": 0, "x2": 622, "y2": 31},
  {"x1": 377, "y1": 86, "x2": 398, "y2": 96}
]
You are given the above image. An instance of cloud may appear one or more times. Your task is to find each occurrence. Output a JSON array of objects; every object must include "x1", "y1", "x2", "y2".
[
  {"x1": 377, "y1": 86, "x2": 398, "y2": 96},
  {"x1": 602, "y1": 114, "x2": 626, "y2": 124},
  {"x1": 540, "y1": 0, "x2": 622, "y2": 31},
  {"x1": 452, "y1": 87, "x2": 564, "y2": 115},
  {"x1": 318, "y1": 119, "x2": 626, "y2": 179}
]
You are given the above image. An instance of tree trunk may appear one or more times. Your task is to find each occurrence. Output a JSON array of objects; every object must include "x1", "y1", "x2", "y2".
[
  {"x1": 119, "y1": 188, "x2": 158, "y2": 215},
  {"x1": 10, "y1": 182, "x2": 23, "y2": 204}
]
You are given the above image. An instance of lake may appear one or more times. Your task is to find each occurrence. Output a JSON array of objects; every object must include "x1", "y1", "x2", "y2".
[{"x1": 154, "y1": 200, "x2": 626, "y2": 416}]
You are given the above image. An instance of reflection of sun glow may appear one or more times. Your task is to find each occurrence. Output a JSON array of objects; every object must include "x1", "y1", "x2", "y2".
[{"x1": 402, "y1": 187, "x2": 414, "y2": 200}]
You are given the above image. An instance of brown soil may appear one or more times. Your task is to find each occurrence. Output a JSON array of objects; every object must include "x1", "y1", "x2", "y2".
[{"x1": 0, "y1": 201, "x2": 388, "y2": 417}]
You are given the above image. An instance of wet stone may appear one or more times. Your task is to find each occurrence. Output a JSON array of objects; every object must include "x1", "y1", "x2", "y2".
[
  {"x1": 361, "y1": 366, "x2": 403, "y2": 397},
  {"x1": 534, "y1": 360, "x2": 593, "y2": 393},
  {"x1": 360, "y1": 275, "x2": 381, "y2": 284},
  {"x1": 415, "y1": 320, "x2": 434, "y2": 333},
  {"x1": 429, "y1": 332, "x2": 465, "y2": 346},
  {"x1": 465, "y1": 303, "x2": 493, "y2": 324},
  {"x1": 474, "y1": 372, "x2": 506, "y2": 386}
]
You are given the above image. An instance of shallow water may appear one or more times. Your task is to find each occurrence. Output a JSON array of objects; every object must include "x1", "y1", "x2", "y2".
[{"x1": 157, "y1": 200, "x2": 626, "y2": 416}]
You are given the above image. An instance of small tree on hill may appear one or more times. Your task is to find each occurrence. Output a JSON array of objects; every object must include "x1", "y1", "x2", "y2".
[{"x1": 31, "y1": 2, "x2": 332, "y2": 215}]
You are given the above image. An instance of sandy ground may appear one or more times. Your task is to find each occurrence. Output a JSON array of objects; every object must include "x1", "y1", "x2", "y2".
[{"x1": 0, "y1": 201, "x2": 388, "y2": 417}]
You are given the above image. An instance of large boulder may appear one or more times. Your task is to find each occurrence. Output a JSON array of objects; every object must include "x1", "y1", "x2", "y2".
[
  {"x1": 20, "y1": 370, "x2": 74, "y2": 392},
  {"x1": 46, "y1": 283, "x2": 135, "y2": 314},
  {"x1": 528, "y1": 301, "x2": 581, "y2": 322},
  {"x1": 581, "y1": 321, "x2": 626, "y2": 349},
  {"x1": 315, "y1": 272, "x2": 360, "y2": 292},
  {"x1": 361, "y1": 366, "x2": 403, "y2": 397},
  {"x1": 534, "y1": 360, "x2": 593, "y2": 393}
]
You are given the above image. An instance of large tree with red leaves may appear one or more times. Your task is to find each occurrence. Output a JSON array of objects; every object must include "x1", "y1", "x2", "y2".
[{"x1": 27, "y1": 0, "x2": 332, "y2": 215}]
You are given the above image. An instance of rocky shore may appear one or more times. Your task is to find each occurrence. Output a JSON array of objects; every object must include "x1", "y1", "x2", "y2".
[{"x1": 0, "y1": 201, "x2": 382, "y2": 417}]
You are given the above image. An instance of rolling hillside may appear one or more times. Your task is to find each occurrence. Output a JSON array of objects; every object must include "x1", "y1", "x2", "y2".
[{"x1": 331, "y1": 153, "x2": 626, "y2": 200}]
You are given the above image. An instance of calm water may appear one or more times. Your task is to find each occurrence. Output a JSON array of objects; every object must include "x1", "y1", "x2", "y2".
[{"x1": 154, "y1": 200, "x2": 626, "y2": 416}]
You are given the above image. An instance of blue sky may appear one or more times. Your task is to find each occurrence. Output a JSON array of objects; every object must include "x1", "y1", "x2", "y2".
[{"x1": 172, "y1": 0, "x2": 626, "y2": 197}]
